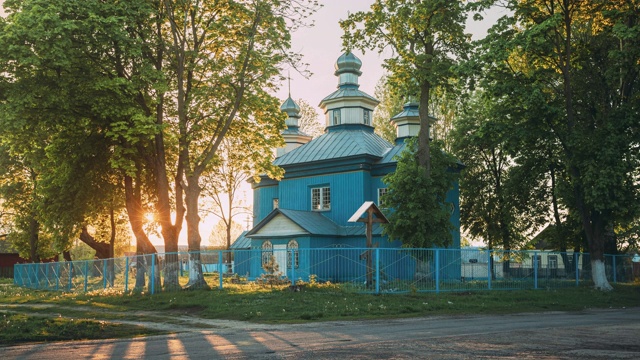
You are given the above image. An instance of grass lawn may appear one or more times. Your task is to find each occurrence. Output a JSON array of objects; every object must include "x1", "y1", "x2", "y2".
[{"x1": 1, "y1": 277, "x2": 639, "y2": 345}]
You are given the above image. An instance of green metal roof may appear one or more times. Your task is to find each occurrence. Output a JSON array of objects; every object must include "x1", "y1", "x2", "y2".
[
  {"x1": 246, "y1": 208, "x2": 343, "y2": 237},
  {"x1": 279, "y1": 209, "x2": 343, "y2": 235},
  {"x1": 231, "y1": 231, "x2": 251, "y2": 249},
  {"x1": 378, "y1": 142, "x2": 407, "y2": 165},
  {"x1": 321, "y1": 87, "x2": 378, "y2": 103},
  {"x1": 274, "y1": 125, "x2": 393, "y2": 167},
  {"x1": 245, "y1": 208, "x2": 384, "y2": 238},
  {"x1": 390, "y1": 102, "x2": 420, "y2": 120}
]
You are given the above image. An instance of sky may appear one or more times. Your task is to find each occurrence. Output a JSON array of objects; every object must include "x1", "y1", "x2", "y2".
[
  {"x1": 0, "y1": 1, "x2": 504, "y2": 246},
  {"x1": 278, "y1": 0, "x2": 504, "y2": 110}
]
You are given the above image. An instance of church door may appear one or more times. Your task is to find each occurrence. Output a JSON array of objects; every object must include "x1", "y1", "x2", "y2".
[{"x1": 274, "y1": 244, "x2": 287, "y2": 277}]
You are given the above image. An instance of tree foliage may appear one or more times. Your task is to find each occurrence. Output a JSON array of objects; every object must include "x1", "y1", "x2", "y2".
[
  {"x1": 471, "y1": 0, "x2": 640, "y2": 290},
  {"x1": 382, "y1": 139, "x2": 458, "y2": 249},
  {"x1": 297, "y1": 98, "x2": 324, "y2": 139},
  {"x1": 0, "y1": 0, "x2": 159, "y2": 265},
  {"x1": 372, "y1": 75, "x2": 403, "y2": 144},
  {"x1": 342, "y1": 0, "x2": 470, "y2": 177}
]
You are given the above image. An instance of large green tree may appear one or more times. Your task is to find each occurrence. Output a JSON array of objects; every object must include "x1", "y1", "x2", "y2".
[
  {"x1": 342, "y1": 1, "x2": 470, "y2": 248},
  {"x1": 342, "y1": 0, "x2": 470, "y2": 178},
  {"x1": 452, "y1": 91, "x2": 546, "y2": 276},
  {"x1": 382, "y1": 139, "x2": 458, "y2": 249},
  {"x1": 475, "y1": 0, "x2": 640, "y2": 290},
  {"x1": 0, "y1": 0, "x2": 161, "y2": 288},
  {"x1": 162, "y1": 0, "x2": 317, "y2": 288}
]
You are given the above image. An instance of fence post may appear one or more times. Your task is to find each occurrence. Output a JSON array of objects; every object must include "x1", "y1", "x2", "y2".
[
  {"x1": 84, "y1": 261, "x2": 89, "y2": 292},
  {"x1": 150, "y1": 254, "x2": 156, "y2": 295},
  {"x1": 575, "y1": 252, "x2": 579, "y2": 286},
  {"x1": 435, "y1": 249, "x2": 440, "y2": 294},
  {"x1": 55, "y1": 262, "x2": 60, "y2": 291},
  {"x1": 533, "y1": 251, "x2": 538, "y2": 290},
  {"x1": 219, "y1": 251, "x2": 224, "y2": 290},
  {"x1": 45, "y1": 263, "x2": 49, "y2": 290},
  {"x1": 68, "y1": 262, "x2": 73, "y2": 291},
  {"x1": 487, "y1": 250, "x2": 492, "y2": 290},
  {"x1": 103, "y1": 259, "x2": 107, "y2": 289},
  {"x1": 375, "y1": 248, "x2": 380, "y2": 295},
  {"x1": 34, "y1": 263, "x2": 39, "y2": 289},
  {"x1": 612, "y1": 255, "x2": 617, "y2": 283},
  {"x1": 291, "y1": 249, "x2": 296, "y2": 286},
  {"x1": 124, "y1": 257, "x2": 129, "y2": 292}
]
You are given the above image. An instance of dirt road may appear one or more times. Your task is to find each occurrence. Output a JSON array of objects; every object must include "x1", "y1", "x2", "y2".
[{"x1": 2, "y1": 307, "x2": 640, "y2": 359}]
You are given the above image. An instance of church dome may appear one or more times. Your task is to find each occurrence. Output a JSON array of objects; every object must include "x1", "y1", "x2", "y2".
[
  {"x1": 280, "y1": 96, "x2": 301, "y2": 118},
  {"x1": 334, "y1": 52, "x2": 362, "y2": 76}
]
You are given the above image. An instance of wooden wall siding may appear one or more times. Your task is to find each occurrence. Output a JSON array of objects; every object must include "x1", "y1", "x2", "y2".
[
  {"x1": 342, "y1": 107, "x2": 363, "y2": 124},
  {"x1": 278, "y1": 171, "x2": 369, "y2": 226},
  {"x1": 254, "y1": 185, "x2": 279, "y2": 227},
  {"x1": 254, "y1": 214, "x2": 309, "y2": 237}
]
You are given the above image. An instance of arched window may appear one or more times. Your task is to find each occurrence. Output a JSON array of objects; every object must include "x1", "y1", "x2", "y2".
[
  {"x1": 287, "y1": 240, "x2": 299, "y2": 269},
  {"x1": 261, "y1": 240, "x2": 273, "y2": 266}
]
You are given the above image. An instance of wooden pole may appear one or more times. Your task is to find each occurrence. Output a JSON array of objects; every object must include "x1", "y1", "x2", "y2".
[{"x1": 366, "y1": 208, "x2": 373, "y2": 288}]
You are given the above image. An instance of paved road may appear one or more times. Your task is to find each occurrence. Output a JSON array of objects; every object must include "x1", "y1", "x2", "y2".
[{"x1": 3, "y1": 308, "x2": 640, "y2": 359}]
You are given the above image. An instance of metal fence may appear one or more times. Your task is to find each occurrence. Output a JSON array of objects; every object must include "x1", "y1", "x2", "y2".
[{"x1": 13, "y1": 248, "x2": 639, "y2": 294}]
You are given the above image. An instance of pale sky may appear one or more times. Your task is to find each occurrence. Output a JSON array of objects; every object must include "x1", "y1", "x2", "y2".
[{"x1": 280, "y1": 0, "x2": 503, "y2": 109}]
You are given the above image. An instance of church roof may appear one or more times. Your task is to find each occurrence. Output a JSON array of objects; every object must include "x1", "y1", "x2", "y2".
[
  {"x1": 378, "y1": 142, "x2": 407, "y2": 165},
  {"x1": 390, "y1": 101, "x2": 420, "y2": 120},
  {"x1": 321, "y1": 87, "x2": 378, "y2": 103},
  {"x1": 246, "y1": 208, "x2": 343, "y2": 237},
  {"x1": 246, "y1": 208, "x2": 384, "y2": 238},
  {"x1": 335, "y1": 52, "x2": 362, "y2": 75},
  {"x1": 274, "y1": 125, "x2": 393, "y2": 167},
  {"x1": 231, "y1": 231, "x2": 251, "y2": 249},
  {"x1": 280, "y1": 96, "x2": 301, "y2": 118}
]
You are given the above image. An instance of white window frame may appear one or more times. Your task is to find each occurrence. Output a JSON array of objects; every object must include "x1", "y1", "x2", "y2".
[
  {"x1": 363, "y1": 109, "x2": 371, "y2": 125},
  {"x1": 311, "y1": 186, "x2": 330, "y2": 211},
  {"x1": 377, "y1": 188, "x2": 388, "y2": 208},
  {"x1": 273, "y1": 198, "x2": 279, "y2": 210},
  {"x1": 332, "y1": 109, "x2": 341, "y2": 125},
  {"x1": 287, "y1": 240, "x2": 299, "y2": 269},
  {"x1": 262, "y1": 240, "x2": 273, "y2": 266}
]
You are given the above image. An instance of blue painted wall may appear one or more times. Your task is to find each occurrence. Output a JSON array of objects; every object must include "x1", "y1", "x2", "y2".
[
  {"x1": 277, "y1": 171, "x2": 369, "y2": 226},
  {"x1": 253, "y1": 184, "x2": 278, "y2": 227}
]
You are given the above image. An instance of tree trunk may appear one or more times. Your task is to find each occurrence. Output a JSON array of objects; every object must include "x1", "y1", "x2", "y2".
[
  {"x1": 27, "y1": 216, "x2": 40, "y2": 262},
  {"x1": 581, "y1": 210, "x2": 613, "y2": 290},
  {"x1": 417, "y1": 81, "x2": 432, "y2": 178},
  {"x1": 124, "y1": 175, "x2": 159, "y2": 291},
  {"x1": 79, "y1": 226, "x2": 111, "y2": 259},
  {"x1": 226, "y1": 218, "x2": 232, "y2": 273},
  {"x1": 62, "y1": 250, "x2": 72, "y2": 262},
  {"x1": 153, "y1": 107, "x2": 182, "y2": 289},
  {"x1": 184, "y1": 176, "x2": 208, "y2": 289}
]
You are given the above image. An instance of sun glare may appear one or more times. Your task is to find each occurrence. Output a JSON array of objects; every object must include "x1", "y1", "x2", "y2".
[{"x1": 145, "y1": 212, "x2": 155, "y2": 223}]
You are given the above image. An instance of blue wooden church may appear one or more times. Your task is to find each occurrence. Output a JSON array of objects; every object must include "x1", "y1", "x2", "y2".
[{"x1": 233, "y1": 52, "x2": 460, "y2": 283}]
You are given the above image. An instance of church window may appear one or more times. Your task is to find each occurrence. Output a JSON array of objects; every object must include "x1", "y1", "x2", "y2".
[
  {"x1": 262, "y1": 241, "x2": 273, "y2": 266},
  {"x1": 363, "y1": 109, "x2": 371, "y2": 125},
  {"x1": 332, "y1": 109, "x2": 341, "y2": 125},
  {"x1": 311, "y1": 187, "x2": 331, "y2": 211},
  {"x1": 378, "y1": 188, "x2": 388, "y2": 208},
  {"x1": 287, "y1": 240, "x2": 299, "y2": 269},
  {"x1": 273, "y1": 198, "x2": 279, "y2": 209}
]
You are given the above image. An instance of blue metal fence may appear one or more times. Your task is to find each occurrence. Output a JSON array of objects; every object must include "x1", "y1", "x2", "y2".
[{"x1": 13, "y1": 248, "x2": 638, "y2": 294}]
